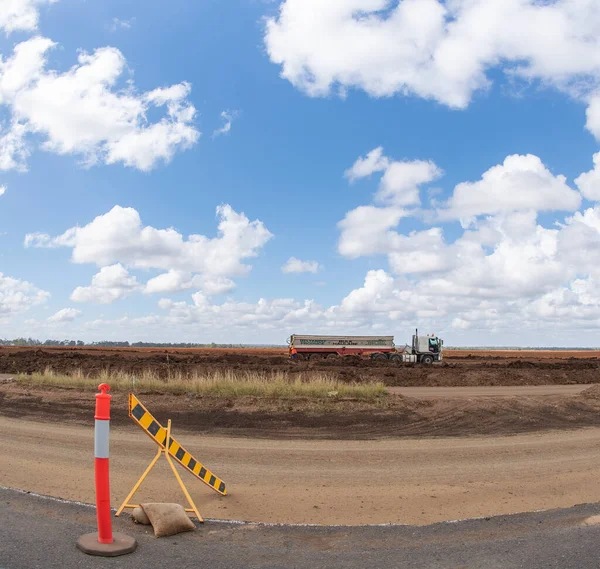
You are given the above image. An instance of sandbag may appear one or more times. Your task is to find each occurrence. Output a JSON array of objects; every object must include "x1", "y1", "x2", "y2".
[
  {"x1": 140, "y1": 503, "x2": 195, "y2": 538},
  {"x1": 132, "y1": 507, "x2": 151, "y2": 525}
]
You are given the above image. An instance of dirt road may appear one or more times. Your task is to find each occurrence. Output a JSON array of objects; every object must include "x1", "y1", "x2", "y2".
[
  {"x1": 389, "y1": 384, "x2": 592, "y2": 398},
  {"x1": 4, "y1": 415, "x2": 600, "y2": 526}
]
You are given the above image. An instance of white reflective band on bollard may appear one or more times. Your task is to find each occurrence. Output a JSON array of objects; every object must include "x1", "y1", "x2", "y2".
[{"x1": 94, "y1": 420, "x2": 110, "y2": 459}]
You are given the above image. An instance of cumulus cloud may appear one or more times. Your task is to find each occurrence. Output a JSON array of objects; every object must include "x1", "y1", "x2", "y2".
[
  {"x1": 339, "y1": 148, "x2": 444, "y2": 259},
  {"x1": 346, "y1": 147, "x2": 442, "y2": 206},
  {"x1": 338, "y1": 205, "x2": 407, "y2": 258},
  {"x1": 334, "y1": 147, "x2": 600, "y2": 334},
  {"x1": 344, "y1": 146, "x2": 389, "y2": 181},
  {"x1": 0, "y1": 185, "x2": 5, "y2": 196},
  {"x1": 575, "y1": 152, "x2": 600, "y2": 201},
  {"x1": 27, "y1": 204, "x2": 272, "y2": 272},
  {"x1": 0, "y1": 121, "x2": 29, "y2": 171},
  {"x1": 144, "y1": 270, "x2": 194, "y2": 294},
  {"x1": 213, "y1": 110, "x2": 239, "y2": 137},
  {"x1": 0, "y1": 36, "x2": 199, "y2": 171},
  {"x1": 586, "y1": 95, "x2": 600, "y2": 140},
  {"x1": 47, "y1": 307, "x2": 82, "y2": 322},
  {"x1": 440, "y1": 154, "x2": 581, "y2": 223},
  {"x1": 282, "y1": 257, "x2": 321, "y2": 274},
  {"x1": 0, "y1": 0, "x2": 57, "y2": 34},
  {"x1": 144, "y1": 270, "x2": 236, "y2": 296},
  {"x1": 0, "y1": 272, "x2": 49, "y2": 317},
  {"x1": 265, "y1": 0, "x2": 600, "y2": 117},
  {"x1": 27, "y1": 204, "x2": 273, "y2": 301},
  {"x1": 71, "y1": 264, "x2": 140, "y2": 304}
]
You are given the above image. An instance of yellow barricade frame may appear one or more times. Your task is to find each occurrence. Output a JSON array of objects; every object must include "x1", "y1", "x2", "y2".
[{"x1": 116, "y1": 393, "x2": 227, "y2": 521}]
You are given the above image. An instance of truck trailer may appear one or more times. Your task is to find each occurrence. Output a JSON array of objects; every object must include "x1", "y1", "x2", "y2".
[{"x1": 288, "y1": 331, "x2": 443, "y2": 364}]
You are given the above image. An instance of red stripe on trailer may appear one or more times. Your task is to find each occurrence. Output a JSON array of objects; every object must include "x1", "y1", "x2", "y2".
[{"x1": 294, "y1": 347, "x2": 394, "y2": 354}]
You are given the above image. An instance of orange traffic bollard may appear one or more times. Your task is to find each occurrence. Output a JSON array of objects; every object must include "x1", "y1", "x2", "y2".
[{"x1": 77, "y1": 384, "x2": 137, "y2": 557}]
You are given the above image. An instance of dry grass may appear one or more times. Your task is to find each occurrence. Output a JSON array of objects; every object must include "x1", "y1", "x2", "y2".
[{"x1": 17, "y1": 367, "x2": 387, "y2": 401}]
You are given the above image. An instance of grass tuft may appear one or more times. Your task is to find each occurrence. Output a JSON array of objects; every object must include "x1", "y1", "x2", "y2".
[{"x1": 17, "y1": 367, "x2": 387, "y2": 401}]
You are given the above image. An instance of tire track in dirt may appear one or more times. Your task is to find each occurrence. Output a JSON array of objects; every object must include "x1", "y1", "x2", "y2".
[{"x1": 5, "y1": 415, "x2": 600, "y2": 525}]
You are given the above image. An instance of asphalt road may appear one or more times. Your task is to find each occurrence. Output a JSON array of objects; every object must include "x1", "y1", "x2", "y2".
[
  {"x1": 389, "y1": 384, "x2": 592, "y2": 398},
  {"x1": 2, "y1": 487, "x2": 600, "y2": 569}
]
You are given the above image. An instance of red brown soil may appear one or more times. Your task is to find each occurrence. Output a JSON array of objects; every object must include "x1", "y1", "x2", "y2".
[
  {"x1": 2, "y1": 347, "x2": 600, "y2": 387},
  {"x1": 4, "y1": 381, "x2": 600, "y2": 440}
]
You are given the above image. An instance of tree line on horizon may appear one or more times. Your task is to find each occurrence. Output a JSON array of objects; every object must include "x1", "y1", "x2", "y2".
[{"x1": 0, "y1": 338, "x2": 283, "y2": 348}]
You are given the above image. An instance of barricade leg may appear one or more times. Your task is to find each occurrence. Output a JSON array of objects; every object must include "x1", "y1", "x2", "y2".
[
  {"x1": 116, "y1": 446, "x2": 162, "y2": 516},
  {"x1": 164, "y1": 420, "x2": 203, "y2": 521}
]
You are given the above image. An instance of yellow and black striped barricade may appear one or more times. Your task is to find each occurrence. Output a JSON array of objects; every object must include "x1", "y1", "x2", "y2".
[{"x1": 116, "y1": 393, "x2": 227, "y2": 521}]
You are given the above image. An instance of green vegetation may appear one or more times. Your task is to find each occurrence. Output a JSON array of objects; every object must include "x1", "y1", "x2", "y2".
[{"x1": 17, "y1": 368, "x2": 387, "y2": 401}]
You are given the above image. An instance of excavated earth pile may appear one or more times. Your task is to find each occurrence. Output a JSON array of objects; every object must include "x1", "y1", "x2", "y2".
[{"x1": 1, "y1": 347, "x2": 600, "y2": 387}]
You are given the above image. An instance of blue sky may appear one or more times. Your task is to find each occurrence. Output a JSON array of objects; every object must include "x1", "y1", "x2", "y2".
[{"x1": 1, "y1": 0, "x2": 600, "y2": 346}]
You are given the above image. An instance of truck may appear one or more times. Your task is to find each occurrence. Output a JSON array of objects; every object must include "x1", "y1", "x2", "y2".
[{"x1": 288, "y1": 330, "x2": 443, "y2": 364}]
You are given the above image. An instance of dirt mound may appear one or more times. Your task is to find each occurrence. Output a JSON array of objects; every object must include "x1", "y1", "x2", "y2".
[
  {"x1": 3, "y1": 382, "x2": 600, "y2": 439},
  {"x1": 579, "y1": 385, "x2": 600, "y2": 400},
  {"x1": 3, "y1": 347, "x2": 600, "y2": 388}
]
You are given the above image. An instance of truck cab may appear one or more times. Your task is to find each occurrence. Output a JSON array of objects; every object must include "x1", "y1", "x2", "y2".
[{"x1": 410, "y1": 331, "x2": 443, "y2": 364}]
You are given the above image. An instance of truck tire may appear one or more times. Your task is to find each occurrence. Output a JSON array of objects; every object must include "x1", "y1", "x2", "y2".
[
  {"x1": 421, "y1": 354, "x2": 434, "y2": 365},
  {"x1": 389, "y1": 353, "x2": 402, "y2": 362},
  {"x1": 371, "y1": 353, "x2": 388, "y2": 361},
  {"x1": 309, "y1": 353, "x2": 323, "y2": 361},
  {"x1": 326, "y1": 353, "x2": 339, "y2": 360}
]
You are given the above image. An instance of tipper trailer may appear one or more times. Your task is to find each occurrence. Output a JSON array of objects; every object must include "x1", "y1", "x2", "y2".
[{"x1": 288, "y1": 330, "x2": 443, "y2": 364}]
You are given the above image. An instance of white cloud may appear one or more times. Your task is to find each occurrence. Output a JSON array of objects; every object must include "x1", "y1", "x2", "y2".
[
  {"x1": 265, "y1": 0, "x2": 600, "y2": 115},
  {"x1": 586, "y1": 95, "x2": 600, "y2": 140},
  {"x1": 71, "y1": 264, "x2": 140, "y2": 304},
  {"x1": 345, "y1": 147, "x2": 442, "y2": 206},
  {"x1": 378, "y1": 159, "x2": 442, "y2": 206},
  {"x1": 336, "y1": 150, "x2": 600, "y2": 320},
  {"x1": 339, "y1": 148, "x2": 445, "y2": 261},
  {"x1": 388, "y1": 228, "x2": 451, "y2": 275},
  {"x1": 0, "y1": 272, "x2": 49, "y2": 317},
  {"x1": 344, "y1": 146, "x2": 389, "y2": 181},
  {"x1": 47, "y1": 307, "x2": 82, "y2": 322},
  {"x1": 0, "y1": 121, "x2": 28, "y2": 171},
  {"x1": 338, "y1": 205, "x2": 407, "y2": 258},
  {"x1": 440, "y1": 154, "x2": 581, "y2": 222},
  {"x1": 0, "y1": 185, "x2": 5, "y2": 196},
  {"x1": 452, "y1": 317, "x2": 470, "y2": 330},
  {"x1": 27, "y1": 204, "x2": 272, "y2": 273},
  {"x1": 575, "y1": 152, "x2": 600, "y2": 201},
  {"x1": 338, "y1": 269, "x2": 395, "y2": 313},
  {"x1": 143, "y1": 271, "x2": 236, "y2": 296},
  {"x1": 144, "y1": 270, "x2": 194, "y2": 294},
  {"x1": 199, "y1": 277, "x2": 236, "y2": 296},
  {"x1": 282, "y1": 257, "x2": 321, "y2": 274},
  {"x1": 0, "y1": 0, "x2": 57, "y2": 34},
  {"x1": 27, "y1": 204, "x2": 272, "y2": 300},
  {"x1": 0, "y1": 37, "x2": 199, "y2": 171},
  {"x1": 108, "y1": 17, "x2": 135, "y2": 32},
  {"x1": 213, "y1": 110, "x2": 239, "y2": 137}
]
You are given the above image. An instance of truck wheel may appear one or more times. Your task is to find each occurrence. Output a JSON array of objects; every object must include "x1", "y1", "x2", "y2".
[
  {"x1": 371, "y1": 353, "x2": 388, "y2": 361},
  {"x1": 309, "y1": 353, "x2": 323, "y2": 361},
  {"x1": 421, "y1": 355, "x2": 434, "y2": 365},
  {"x1": 326, "y1": 353, "x2": 339, "y2": 360},
  {"x1": 389, "y1": 354, "x2": 402, "y2": 362}
]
